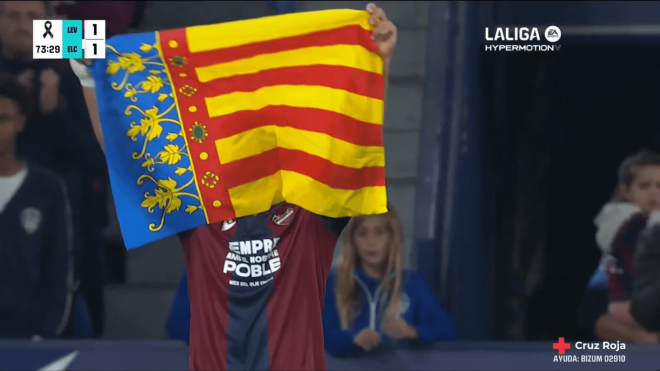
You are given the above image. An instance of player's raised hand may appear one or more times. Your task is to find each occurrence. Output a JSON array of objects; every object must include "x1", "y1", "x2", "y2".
[
  {"x1": 75, "y1": 59, "x2": 93, "y2": 66},
  {"x1": 366, "y1": 3, "x2": 397, "y2": 64}
]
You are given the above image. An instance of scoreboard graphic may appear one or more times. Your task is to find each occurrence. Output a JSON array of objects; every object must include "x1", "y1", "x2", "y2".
[{"x1": 33, "y1": 20, "x2": 105, "y2": 59}]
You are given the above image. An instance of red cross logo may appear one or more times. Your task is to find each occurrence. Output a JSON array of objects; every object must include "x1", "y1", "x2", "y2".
[{"x1": 553, "y1": 337, "x2": 570, "y2": 354}]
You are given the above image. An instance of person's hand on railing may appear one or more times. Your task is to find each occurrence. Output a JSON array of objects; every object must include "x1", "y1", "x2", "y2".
[
  {"x1": 354, "y1": 329, "x2": 381, "y2": 352},
  {"x1": 383, "y1": 317, "x2": 418, "y2": 340},
  {"x1": 633, "y1": 328, "x2": 660, "y2": 343}
]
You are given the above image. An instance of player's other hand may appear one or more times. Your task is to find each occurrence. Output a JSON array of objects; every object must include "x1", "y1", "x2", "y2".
[
  {"x1": 383, "y1": 317, "x2": 417, "y2": 340},
  {"x1": 353, "y1": 328, "x2": 381, "y2": 352},
  {"x1": 366, "y1": 3, "x2": 397, "y2": 64},
  {"x1": 70, "y1": 59, "x2": 96, "y2": 88},
  {"x1": 75, "y1": 59, "x2": 93, "y2": 66}
]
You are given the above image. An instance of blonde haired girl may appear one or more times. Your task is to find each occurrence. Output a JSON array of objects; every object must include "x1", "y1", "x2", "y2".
[{"x1": 322, "y1": 205, "x2": 456, "y2": 356}]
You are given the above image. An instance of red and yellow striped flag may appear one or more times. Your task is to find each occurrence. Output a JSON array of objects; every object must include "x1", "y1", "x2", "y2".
[
  {"x1": 160, "y1": 9, "x2": 387, "y2": 221},
  {"x1": 93, "y1": 9, "x2": 387, "y2": 247}
]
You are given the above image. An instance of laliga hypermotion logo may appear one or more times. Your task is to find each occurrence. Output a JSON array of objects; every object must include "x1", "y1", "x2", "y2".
[{"x1": 484, "y1": 25, "x2": 562, "y2": 52}]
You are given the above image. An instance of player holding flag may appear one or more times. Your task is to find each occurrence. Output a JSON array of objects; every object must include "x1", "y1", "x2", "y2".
[{"x1": 70, "y1": 3, "x2": 397, "y2": 370}]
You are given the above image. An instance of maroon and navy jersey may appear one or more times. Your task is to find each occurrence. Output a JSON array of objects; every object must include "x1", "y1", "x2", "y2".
[
  {"x1": 607, "y1": 213, "x2": 647, "y2": 302},
  {"x1": 180, "y1": 203, "x2": 348, "y2": 370}
]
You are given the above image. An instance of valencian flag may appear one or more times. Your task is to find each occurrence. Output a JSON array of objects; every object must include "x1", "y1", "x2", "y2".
[{"x1": 90, "y1": 9, "x2": 388, "y2": 249}]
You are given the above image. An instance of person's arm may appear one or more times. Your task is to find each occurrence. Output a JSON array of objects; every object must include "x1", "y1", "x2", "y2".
[
  {"x1": 32, "y1": 67, "x2": 103, "y2": 173},
  {"x1": 367, "y1": 2, "x2": 394, "y2": 121},
  {"x1": 595, "y1": 313, "x2": 659, "y2": 343},
  {"x1": 319, "y1": 216, "x2": 351, "y2": 237},
  {"x1": 57, "y1": 68, "x2": 106, "y2": 164},
  {"x1": 166, "y1": 270, "x2": 191, "y2": 344},
  {"x1": 578, "y1": 279, "x2": 658, "y2": 342},
  {"x1": 40, "y1": 177, "x2": 75, "y2": 338},
  {"x1": 632, "y1": 224, "x2": 660, "y2": 331},
  {"x1": 595, "y1": 313, "x2": 638, "y2": 342},
  {"x1": 608, "y1": 301, "x2": 637, "y2": 327},
  {"x1": 82, "y1": 86, "x2": 104, "y2": 153},
  {"x1": 382, "y1": 60, "x2": 389, "y2": 121},
  {"x1": 322, "y1": 276, "x2": 361, "y2": 357},
  {"x1": 410, "y1": 274, "x2": 457, "y2": 342},
  {"x1": 69, "y1": 59, "x2": 105, "y2": 153}
]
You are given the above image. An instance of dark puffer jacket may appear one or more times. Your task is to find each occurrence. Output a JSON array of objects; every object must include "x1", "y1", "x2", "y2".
[{"x1": 631, "y1": 224, "x2": 660, "y2": 331}]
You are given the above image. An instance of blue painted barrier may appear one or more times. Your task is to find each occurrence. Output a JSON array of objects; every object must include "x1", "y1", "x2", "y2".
[{"x1": 0, "y1": 340, "x2": 658, "y2": 370}]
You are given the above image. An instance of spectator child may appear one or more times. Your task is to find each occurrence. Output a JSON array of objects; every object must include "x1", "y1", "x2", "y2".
[
  {"x1": 0, "y1": 74, "x2": 74, "y2": 338},
  {"x1": 323, "y1": 205, "x2": 456, "y2": 357},
  {"x1": 594, "y1": 150, "x2": 660, "y2": 329}
]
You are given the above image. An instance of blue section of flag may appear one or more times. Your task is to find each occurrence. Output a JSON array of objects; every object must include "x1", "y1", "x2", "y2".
[{"x1": 90, "y1": 32, "x2": 206, "y2": 249}]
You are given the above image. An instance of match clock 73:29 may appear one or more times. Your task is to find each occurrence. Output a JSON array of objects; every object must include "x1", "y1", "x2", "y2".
[{"x1": 35, "y1": 45, "x2": 61, "y2": 54}]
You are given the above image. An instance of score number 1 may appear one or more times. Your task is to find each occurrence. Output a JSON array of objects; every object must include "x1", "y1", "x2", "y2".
[
  {"x1": 83, "y1": 20, "x2": 106, "y2": 59},
  {"x1": 89, "y1": 23, "x2": 98, "y2": 57}
]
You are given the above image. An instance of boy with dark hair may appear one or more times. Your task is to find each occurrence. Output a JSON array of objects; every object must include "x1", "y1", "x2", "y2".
[{"x1": 0, "y1": 74, "x2": 74, "y2": 339}]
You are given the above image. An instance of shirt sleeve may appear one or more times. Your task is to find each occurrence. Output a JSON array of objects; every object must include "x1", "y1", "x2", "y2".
[
  {"x1": 318, "y1": 216, "x2": 351, "y2": 237},
  {"x1": 410, "y1": 274, "x2": 457, "y2": 342},
  {"x1": 40, "y1": 178, "x2": 75, "y2": 338},
  {"x1": 322, "y1": 276, "x2": 360, "y2": 357}
]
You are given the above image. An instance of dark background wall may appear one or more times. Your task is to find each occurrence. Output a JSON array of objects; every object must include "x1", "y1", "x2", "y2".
[{"x1": 416, "y1": 0, "x2": 660, "y2": 341}]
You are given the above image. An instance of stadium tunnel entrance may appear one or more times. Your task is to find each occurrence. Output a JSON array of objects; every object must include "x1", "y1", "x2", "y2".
[{"x1": 481, "y1": 45, "x2": 660, "y2": 340}]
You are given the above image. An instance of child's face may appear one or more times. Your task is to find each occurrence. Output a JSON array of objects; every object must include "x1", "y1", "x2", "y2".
[
  {"x1": 621, "y1": 165, "x2": 660, "y2": 213},
  {"x1": 354, "y1": 216, "x2": 391, "y2": 269}
]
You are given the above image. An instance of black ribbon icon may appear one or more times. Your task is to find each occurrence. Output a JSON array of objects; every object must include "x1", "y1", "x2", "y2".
[{"x1": 43, "y1": 21, "x2": 53, "y2": 38}]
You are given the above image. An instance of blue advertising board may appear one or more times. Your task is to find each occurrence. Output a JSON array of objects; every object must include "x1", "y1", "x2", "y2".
[{"x1": 1, "y1": 340, "x2": 658, "y2": 370}]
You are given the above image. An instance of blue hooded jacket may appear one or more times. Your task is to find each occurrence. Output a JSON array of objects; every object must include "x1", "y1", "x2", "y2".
[{"x1": 322, "y1": 269, "x2": 456, "y2": 357}]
